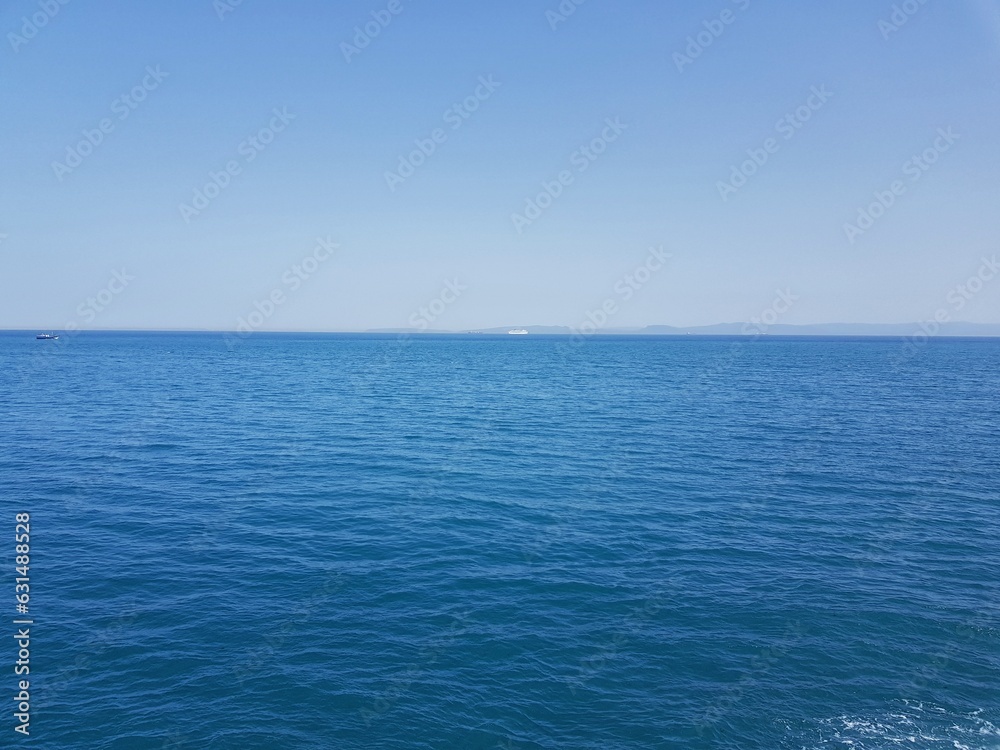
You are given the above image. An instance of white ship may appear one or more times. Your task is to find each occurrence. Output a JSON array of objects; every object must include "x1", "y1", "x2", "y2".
[{"x1": 507, "y1": 329, "x2": 528, "y2": 335}]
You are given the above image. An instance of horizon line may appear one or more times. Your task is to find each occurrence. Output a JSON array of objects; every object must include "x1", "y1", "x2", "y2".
[{"x1": 5, "y1": 321, "x2": 1000, "y2": 338}]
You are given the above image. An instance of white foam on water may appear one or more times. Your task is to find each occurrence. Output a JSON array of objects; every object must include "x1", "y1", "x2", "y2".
[{"x1": 802, "y1": 702, "x2": 1000, "y2": 750}]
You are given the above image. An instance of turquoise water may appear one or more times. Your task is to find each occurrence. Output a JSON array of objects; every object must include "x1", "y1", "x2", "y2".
[{"x1": 2, "y1": 332, "x2": 998, "y2": 749}]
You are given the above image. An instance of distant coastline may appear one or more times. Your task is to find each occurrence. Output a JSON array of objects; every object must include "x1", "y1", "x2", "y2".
[
  {"x1": 365, "y1": 322, "x2": 1000, "y2": 337},
  {"x1": 6, "y1": 323, "x2": 1000, "y2": 337}
]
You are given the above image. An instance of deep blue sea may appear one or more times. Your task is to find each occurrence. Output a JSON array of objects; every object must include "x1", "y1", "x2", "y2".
[{"x1": 2, "y1": 332, "x2": 998, "y2": 749}]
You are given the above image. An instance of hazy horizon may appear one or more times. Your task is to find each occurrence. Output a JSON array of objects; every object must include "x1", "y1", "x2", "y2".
[{"x1": 8, "y1": 321, "x2": 1000, "y2": 336}]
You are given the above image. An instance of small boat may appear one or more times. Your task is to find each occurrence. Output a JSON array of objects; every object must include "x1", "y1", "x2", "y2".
[
  {"x1": 507, "y1": 329, "x2": 528, "y2": 335},
  {"x1": 35, "y1": 333, "x2": 59, "y2": 340}
]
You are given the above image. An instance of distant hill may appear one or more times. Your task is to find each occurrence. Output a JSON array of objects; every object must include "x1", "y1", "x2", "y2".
[
  {"x1": 636, "y1": 322, "x2": 1000, "y2": 336},
  {"x1": 366, "y1": 322, "x2": 1000, "y2": 336}
]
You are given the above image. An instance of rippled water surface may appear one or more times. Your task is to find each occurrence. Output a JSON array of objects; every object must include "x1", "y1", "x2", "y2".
[{"x1": 2, "y1": 332, "x2": 998, "y2": 749}]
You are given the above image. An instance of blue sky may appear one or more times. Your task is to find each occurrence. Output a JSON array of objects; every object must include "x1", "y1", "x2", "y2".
[{"x1": 2, "y1": 0, "x2": 999, "y2": 331}]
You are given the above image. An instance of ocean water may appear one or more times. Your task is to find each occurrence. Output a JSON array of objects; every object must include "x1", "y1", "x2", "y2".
[{"x1": 2, "y1": 331, "x2": 998, "y2": 750}]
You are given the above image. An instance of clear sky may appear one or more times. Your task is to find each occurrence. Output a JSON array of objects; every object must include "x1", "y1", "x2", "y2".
[{"x1": 2, "y1": 0, "x2": 999, "y2": 331}]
